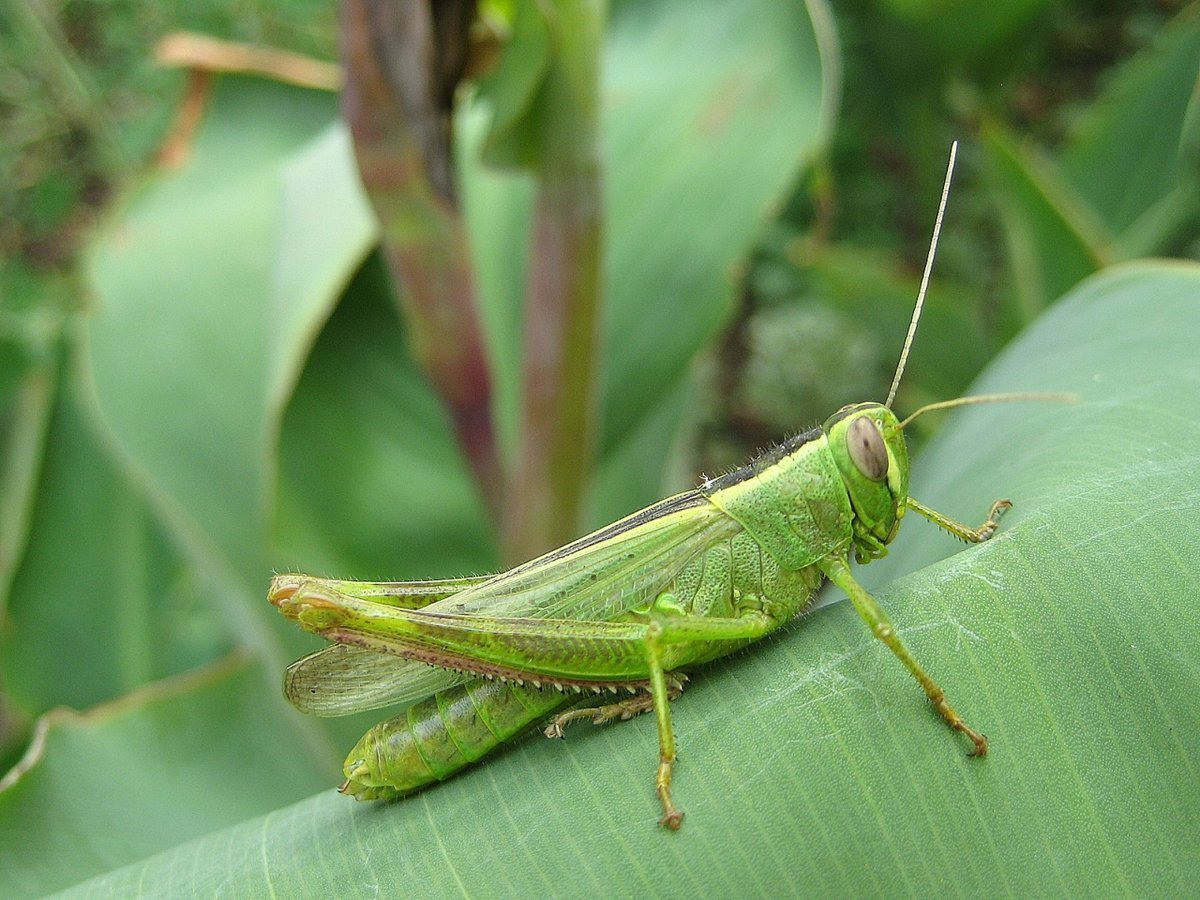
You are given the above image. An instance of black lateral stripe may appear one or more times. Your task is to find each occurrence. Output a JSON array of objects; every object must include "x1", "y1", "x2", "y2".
[
  {"x1": 526, "y1": 490, "x2": 711, "y2": 567},
  {"x1": 702, "y1": 426, "x2": 824, "y2": 494}
]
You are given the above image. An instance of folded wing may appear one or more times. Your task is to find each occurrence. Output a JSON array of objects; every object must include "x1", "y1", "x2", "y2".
[
  {"x1": 284, "y1": 489, "x2": 742, "y2": 711},
  {"x1": 284, "y1": 643, "x2": 469, "y2": 715},
  {"x1": 431, "y1": 489, "x2": 741, "y2": 621}
]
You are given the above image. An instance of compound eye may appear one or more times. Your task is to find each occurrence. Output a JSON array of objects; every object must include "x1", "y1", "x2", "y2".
[{"x1": 847, "y1": 416, "x2": 888, "y2": 482}]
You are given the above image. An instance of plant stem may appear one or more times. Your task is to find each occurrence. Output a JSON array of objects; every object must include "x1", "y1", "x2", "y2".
[
  {"x1": 339, "y1": 0, "x2": 503, "y2": 517},
  {"x1": 500, "y1": 1, "x2": 605, "y2": 564}
]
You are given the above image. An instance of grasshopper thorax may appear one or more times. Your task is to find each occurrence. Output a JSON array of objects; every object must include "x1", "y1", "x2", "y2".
[{"x1": 823, "y1": 403, "x2": 910, "y2": 558}]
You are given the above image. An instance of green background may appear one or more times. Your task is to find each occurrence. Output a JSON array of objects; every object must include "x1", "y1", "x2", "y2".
[{"x1": 1, "y1": 0, "x2": 1197, "y2": 894}]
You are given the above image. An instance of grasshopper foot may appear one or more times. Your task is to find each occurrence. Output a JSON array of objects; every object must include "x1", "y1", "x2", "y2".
[
  {"x1": 906, "y1": 497, "x2": 1013, "y2": 543},
  {"x1": 660, "y1": 810, "x2": 684, "y2": 830},
  {"x1": 935, "y1": 695, "x2": 989, "y2": 757},
  {"x1": 960, "y1": 724, "x2": 989, "y2": 758},
  {"x1": 975, "y1": 499, "x2": 1012, "y2": 542},
  {"x1": 656, "y1": 757, "x2": 684, "y2": 830}
]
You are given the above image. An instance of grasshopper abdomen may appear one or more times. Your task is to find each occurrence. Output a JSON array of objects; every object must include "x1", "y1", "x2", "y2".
[{"x1": 340, "y1": 679, "x2": 569, "y2": 800}]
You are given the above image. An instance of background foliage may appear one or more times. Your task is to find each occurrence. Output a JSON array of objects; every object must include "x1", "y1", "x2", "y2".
[{"x1": 1, "y1": 0, "x2": 1197, "y2": 895}]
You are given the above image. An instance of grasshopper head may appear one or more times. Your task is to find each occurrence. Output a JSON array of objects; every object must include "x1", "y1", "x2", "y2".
[{"x1": 823, "y1": 403, "x2": 909, "y2": 558}]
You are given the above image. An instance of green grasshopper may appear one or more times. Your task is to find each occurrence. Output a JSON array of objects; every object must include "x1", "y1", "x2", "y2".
[{"x1": 270, "y1": 144, "x2": 1057, "y2": 828}]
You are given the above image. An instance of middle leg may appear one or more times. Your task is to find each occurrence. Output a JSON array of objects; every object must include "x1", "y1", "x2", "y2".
[{"x1": 543, "y1": 674, "x2": 687, "y2": 738}]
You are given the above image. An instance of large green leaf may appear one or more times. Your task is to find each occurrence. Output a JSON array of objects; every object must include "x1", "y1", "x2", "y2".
[
  {"x1": 79, "y1": 76, "x2": 381, "y2": 684},
  {"x1": 267, "y1": 123, "x2": 378, "y2": 425},
  {"x1": 85, "y1": 76, "x2": 340, "y2": 584},
  {"x1": 2, "y1": 371, "x2": 229, "y2": 715},
  {"x1": 0, "y1": 654, "x2": 330, "y2": 898},
  {"x1": 74, "y1": 71, "x2": 372, "y2": 800},
  {"x1": 60, "y1": 263, "x2": 1200, "y2": 894},
  {"x1": 980, "y1": 122, "x2": 1113, "y2": 320}
]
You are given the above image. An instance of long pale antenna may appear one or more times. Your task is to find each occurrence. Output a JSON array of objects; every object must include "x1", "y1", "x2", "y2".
[
  {"x1": 894, "y1": 391, "x2": 1077, "y2": 430},
  {"x1": 885, "y1": 140, "x2": 958, "y2": 408}
]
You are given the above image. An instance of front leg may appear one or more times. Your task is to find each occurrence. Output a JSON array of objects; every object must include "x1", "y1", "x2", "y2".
[
  {"x1": 820, "y1": 554, "x2": 988, "y2": 756},
  {"x1": 907, "y1": 496, "x2": 1011, "y2": 543}
]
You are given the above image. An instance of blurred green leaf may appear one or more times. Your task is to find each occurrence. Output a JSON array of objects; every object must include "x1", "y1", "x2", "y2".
[
  {"x1": 876, "y1": 0, "x2": 1052, "y2": 67},
  {"x1": 85, "y1": 75, "x2": 339, "y2": 584},
  {"x1": 456, "y1": 103, "x2": 536, "y2": 464},
  {"x1": 476, "y1": 0, "x2": 552, "y2": 170},
  {"x1": 1060, "y1": 4, "x2": 1200, "y2": 248},
  {"x1": 599, "y1": 0, "x2": 832, "y2": 451},
  {"x1": 0, "y1": 268, "x2": 66, "y2": 613},
  {"x1": 81, "y1": 75, "x2": 366, "y2": 688},
  {"x1": 974, "y1": 5, "x2": 1199, "y2": 324},
  {"x1": 2, "y1": 371, "x2": 229, "y2": 714},
  {"x1": 589, "y1": 375, "x2": 694, "y2": 528},
  {"x1": 0, "y1": 338, "x2": 32, "y2": 413},
  {"x1": 272, "y1": 252, "x2": 495, "y2": 579},
  {"x1": 268, "y1": 123, "x2": 377, "y2": 423},
  {"x1": 0, "y1": 653, "x2": 330, "y2": 898},
  {"x1": 58, "y1": 262, "x2": 1200, "y2": 896},
  {"x1": 0, "y1": 364, "x2": 55, "y2": 621},
  {"x1": 75, "y1": 71, "x2": 370, "y2": 783},
  {"x1": 980, "y1": 122, "x2": 1113, "y2": 320}
]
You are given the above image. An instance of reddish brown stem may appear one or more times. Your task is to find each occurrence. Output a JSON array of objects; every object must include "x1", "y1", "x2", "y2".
[{"x1": 339, "y1": 0, "x2": 502, "y2": 517}]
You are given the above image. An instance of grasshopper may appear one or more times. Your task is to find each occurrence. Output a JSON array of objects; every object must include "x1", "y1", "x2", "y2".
[{"x1": 270, "y1": 144, "x2": 1057, "y2": 828}]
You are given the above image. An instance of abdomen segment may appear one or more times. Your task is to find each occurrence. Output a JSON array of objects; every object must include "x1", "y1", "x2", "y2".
[{"x1": 340, "y1": 678, "x2": 571, "y2": 799}]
